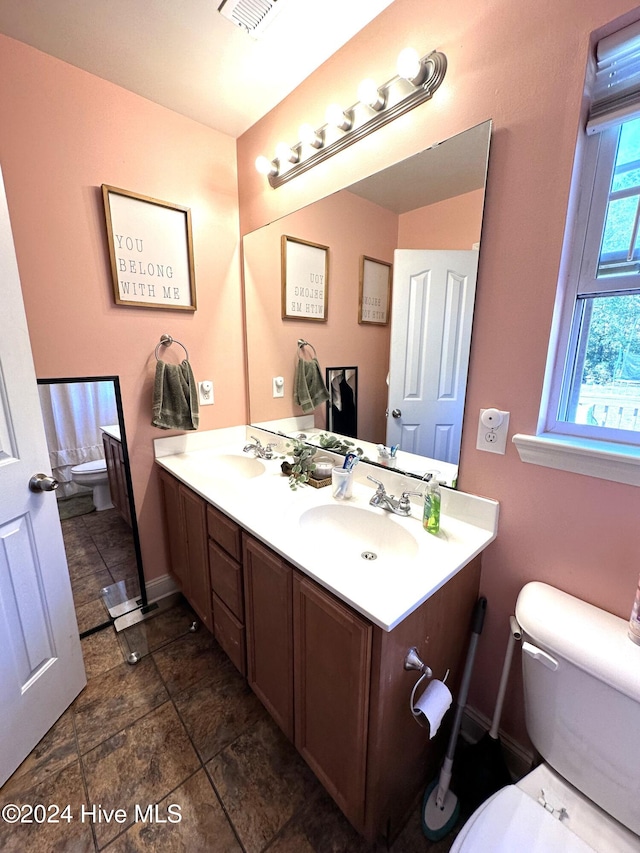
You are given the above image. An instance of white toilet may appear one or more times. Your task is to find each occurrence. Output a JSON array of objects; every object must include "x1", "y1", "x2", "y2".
[
  {"x1": 451, "y1": 582, "x2": 640, "y2": 853},
  {"x1": 70, "y1": 459, "x2": 113, "y2": 511}
]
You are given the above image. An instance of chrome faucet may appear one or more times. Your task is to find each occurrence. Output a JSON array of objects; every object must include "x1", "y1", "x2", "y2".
[
  {"x1": 243, "y1": 436, "x2": 275, "y2": 460},
  {"x1": 367, "y1": 476, "x2": 422, "y2": 517}
]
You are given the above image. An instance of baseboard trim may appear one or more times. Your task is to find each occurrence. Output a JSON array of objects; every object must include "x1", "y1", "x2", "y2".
[
  {"x1": 461, "y1": 706, "x2": 535, "y2": 782},
  {"x1": 144, "y1": 573, "x2": 180, "y2": 603}
]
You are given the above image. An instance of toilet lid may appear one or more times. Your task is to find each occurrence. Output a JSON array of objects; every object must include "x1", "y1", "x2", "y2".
[
  {"x1": 451, "y1": 785, "x2": 596, "y2": 853},
  {"x1": 71, "y1": 459, "x2": 107, "y2": 474}
]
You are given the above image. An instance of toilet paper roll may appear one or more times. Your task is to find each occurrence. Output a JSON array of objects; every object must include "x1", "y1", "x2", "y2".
[{"x1": 412, "y1": 679, "x2": 453, "y2": 739}]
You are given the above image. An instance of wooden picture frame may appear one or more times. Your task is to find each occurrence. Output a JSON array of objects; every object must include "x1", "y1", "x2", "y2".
[
  {"x1": 281, "y1": 235, "x2": 329, "y2": 321},
  {"x1": 102, "y1": 184, "x2": 197, "y2": 311},
  {"x1": 358, "y1": 256, "x2": 392, "y2": 325}
]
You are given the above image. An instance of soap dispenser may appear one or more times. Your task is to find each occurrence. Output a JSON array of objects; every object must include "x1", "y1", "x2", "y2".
[{"x1": 423, "y1": 471, "x2": 441, "y2": 535}]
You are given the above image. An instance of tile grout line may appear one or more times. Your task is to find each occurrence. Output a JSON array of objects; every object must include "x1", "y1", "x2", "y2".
[{"x1": 152, "y1": 636, "x2": 250, "y2": 850}]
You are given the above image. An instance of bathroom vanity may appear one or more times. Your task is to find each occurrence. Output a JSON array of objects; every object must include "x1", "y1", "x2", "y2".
[
  {"x1": 155, "y1": 427, "x2": 498, "y2": 842},
  {"x1": 101, "y1": 424, "x2": 131, "y2": 526}
]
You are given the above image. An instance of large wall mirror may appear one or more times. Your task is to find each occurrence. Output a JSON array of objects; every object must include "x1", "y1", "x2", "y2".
[{"x1": 243, "y1": 120, "x2": 492, "y2": 486}]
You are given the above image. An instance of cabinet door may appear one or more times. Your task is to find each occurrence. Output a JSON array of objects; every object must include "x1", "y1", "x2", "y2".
[
  {"x1": 158, "y1": 468, "x2": 188, "y2": 596},
  {"x1": 103, "y1": 434, "x2": 131, "y2": 526},
  {"x1": 243, "y1": 536, "x2": 294, "y2": 740},
  {"x1": 293, "y1": 574, "x2": 372, "y2": 828},
  {"x1": 113, "y1": 438, "x2": 131, "y2": 526},
  {"x1": 180, "y1": 484, "x2": 212, "y2": 632}
]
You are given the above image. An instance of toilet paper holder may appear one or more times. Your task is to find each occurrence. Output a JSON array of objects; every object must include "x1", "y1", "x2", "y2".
[{"x1": 404, "y1": 646, "x2": 433, "y2": 678}]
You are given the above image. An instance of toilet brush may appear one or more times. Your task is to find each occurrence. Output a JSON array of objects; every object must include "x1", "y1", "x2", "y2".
[
  {"x1": 422, "y1": 597, "x2": 487, "y2": 841},
  {"x1": 454, "y1": 615, "x2": 521, "y2": 814}
]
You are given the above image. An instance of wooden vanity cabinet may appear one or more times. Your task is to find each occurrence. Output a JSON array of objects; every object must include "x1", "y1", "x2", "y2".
[
  {"x1": 158, "y1": 468, "x2": 212, "y2": 632},
  {"x1": 158, "y1": 470, "x2": 482, "y2": 843},
  {"x1": 243, "y1": 536, "x2": 294, "y2": 740},
  {"x1": 103, "y1": 431, "x2": 131, "y2": 525}
]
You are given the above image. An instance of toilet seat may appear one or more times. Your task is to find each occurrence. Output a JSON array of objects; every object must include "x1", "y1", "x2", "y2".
[
  {"x1": 71, "y1": 459, "x2": 107, "y2": 475},
  {"x1": 451, "y1": 785, "x2": 596, "y2": 853}
]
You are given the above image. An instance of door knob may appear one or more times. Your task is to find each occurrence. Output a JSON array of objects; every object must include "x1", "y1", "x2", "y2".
[
  {"x1": 29, "y1": 474, "x2": 59, "y2": 493},
  {"x1": 391, "y1": 408, "x2": 402, "y2": 418}
]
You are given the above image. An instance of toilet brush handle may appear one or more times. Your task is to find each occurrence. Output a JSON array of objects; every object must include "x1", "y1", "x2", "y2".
[{"x1": 489, "y1": 616, "x2": 522, "y2": 739}]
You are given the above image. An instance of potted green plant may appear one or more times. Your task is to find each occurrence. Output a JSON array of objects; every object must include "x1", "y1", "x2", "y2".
[{"x1": 281, "y1": 438, "x2": 317, "y2": 489}]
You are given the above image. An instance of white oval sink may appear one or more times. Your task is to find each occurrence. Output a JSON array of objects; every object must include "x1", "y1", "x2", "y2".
[
  {"x1": 298, "y1": 504, "x2": 419, "y2": 560},
  {"x1": 212, "y1": 454, "x2": 265, "y2": 479}
]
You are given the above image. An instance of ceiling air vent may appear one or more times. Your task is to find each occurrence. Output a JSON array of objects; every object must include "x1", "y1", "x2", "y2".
[{"x1": 217, "y1": 0, "x2": 288, "y2": 38}]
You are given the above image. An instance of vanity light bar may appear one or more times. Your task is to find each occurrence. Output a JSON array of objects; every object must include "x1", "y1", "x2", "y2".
[{"x1": 255, "y1": 48, "x2": 447, "y2": 188}]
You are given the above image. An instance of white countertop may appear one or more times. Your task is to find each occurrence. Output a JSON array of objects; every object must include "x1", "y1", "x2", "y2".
[
  {"x1": 154, "y1": 427, "x2": 499, "y2": 632},
  {"x1": 100, "y1": 424, "x2": 121, "y2": 441}
]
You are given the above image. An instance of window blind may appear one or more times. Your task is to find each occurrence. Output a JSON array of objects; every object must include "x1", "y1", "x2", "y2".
[{"x1": 588, "y1": 18, "x2": 640, "y2": 134}]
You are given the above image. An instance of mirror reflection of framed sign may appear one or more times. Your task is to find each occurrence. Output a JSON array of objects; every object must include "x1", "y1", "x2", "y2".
[
  {"x1": 102, "y1": 184, "x2": 197, "y2": 311},
  {"x1": 281, "y1": 235, "x2": 329, "y2": 321},
  {"x1": 359, "y1": 256, "x2": 392, "y2": 325}
]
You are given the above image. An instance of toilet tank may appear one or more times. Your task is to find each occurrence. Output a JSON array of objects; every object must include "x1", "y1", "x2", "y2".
[{"x1": 515, "y1": 582, "x2": 640, "y2": 836}]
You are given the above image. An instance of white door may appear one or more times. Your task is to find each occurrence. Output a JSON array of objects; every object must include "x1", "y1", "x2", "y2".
[
  {"x1": 0, "y1": 166, "x2": 86, "y2": 787},
  {"x1": 386, "y1": 249, "x2": 478, "y2": 465}
]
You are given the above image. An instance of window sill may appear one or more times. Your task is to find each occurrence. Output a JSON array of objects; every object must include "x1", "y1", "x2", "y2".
[{"x1": 512, "y1": 433, "x2": 640, "y2": 487}]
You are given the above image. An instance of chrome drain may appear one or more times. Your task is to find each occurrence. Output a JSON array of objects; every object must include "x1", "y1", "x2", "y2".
[{"x1": 361, "y1": 551, "x2": 377, "y2": 561}]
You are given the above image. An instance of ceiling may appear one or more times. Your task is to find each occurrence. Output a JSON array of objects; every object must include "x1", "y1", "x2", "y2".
[
  {"x1": 0, "y1": 0, "x2": 395, "y2": 138},
  {"x1": 347, "y1": 121, "x2": 491, "y2": 214}
]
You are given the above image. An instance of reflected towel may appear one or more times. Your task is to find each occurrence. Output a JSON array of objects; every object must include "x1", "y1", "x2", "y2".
[
  {"x1": 152, "y1": 360, "x2": 199, "y2": 430},
  {"x1": 294, "y1": 357, "x2": 329, "y2": 413}
]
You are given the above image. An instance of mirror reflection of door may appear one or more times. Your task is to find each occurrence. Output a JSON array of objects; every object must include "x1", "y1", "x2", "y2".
[
  {"x1": 386, "y1": 250, "x2": 478, "y2": 466},
  {"x1": 37, "y1": 377, "x2": 145, "y2": 636}
]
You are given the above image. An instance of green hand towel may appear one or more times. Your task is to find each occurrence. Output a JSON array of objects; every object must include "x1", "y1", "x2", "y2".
[
  {"x1": 294, "y1": 357, "x2": 329, "y2": 414},
  {"x1": 152, "y1": 360, "x2": 199, "y2": 430}
]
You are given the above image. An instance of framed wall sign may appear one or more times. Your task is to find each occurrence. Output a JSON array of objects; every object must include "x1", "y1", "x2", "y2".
[
  {"x1": 102, "y1": 184, "x2": 197, "y2": 311},
  {"x1": 359, "y1": 256, "x2": 392, "y2": 325},
  {"x1": 281, "y1": 235, "x2": 329, "y2": 321}
]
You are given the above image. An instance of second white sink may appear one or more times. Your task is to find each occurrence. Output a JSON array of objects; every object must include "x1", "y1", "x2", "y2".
[{"x1": 298, "y1": 504, "x2": 420, "y2": 561}]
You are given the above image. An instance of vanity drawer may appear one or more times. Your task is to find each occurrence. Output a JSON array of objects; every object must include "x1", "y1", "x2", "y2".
[
  {"x1": 207, "y1": 504, "x2": 241, "y2": 560},
  {"x1": 212, "y1": 592, "x2": 246, "y2": 676},
  {"x1": 209, "y1": 539, "x2": 243, "y2": 621}
]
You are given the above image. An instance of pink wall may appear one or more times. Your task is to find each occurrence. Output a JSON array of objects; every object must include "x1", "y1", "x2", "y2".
[
  {"x1": 398, "y1": 189, "x2": 484, "y2": 249},
  {"x1": 0, "y1": 35, "x2": 245, "y2": 583},
  {"x1": 237, "y1": 0, "x2": 640, "y2": 746},
  {"x1": 244, "y1": 190, "x2": 395, "y2": 443}
]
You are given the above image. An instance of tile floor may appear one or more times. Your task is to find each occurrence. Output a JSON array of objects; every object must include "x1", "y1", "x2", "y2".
[
  {"x1": 62, "y1": 504, "x2": 140, "y2": 637},
  {"x1": 0, "y1": 508, "x2": 462, "y2": 852}
]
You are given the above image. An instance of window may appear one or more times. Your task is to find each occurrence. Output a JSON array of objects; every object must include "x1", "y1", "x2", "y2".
[{"x1": 541, "y1": 20, "x2": 640, "y2": 451}]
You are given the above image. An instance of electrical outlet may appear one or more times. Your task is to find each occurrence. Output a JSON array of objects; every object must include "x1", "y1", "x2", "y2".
[
  {"x1": 273, "y1": 376, "x2": 285, "y2": 398},
  {"x1": 476, "y1": 408, "x2": 510, "y2": 454},
  {"x1": 198, "y1": 380, "x2": 214, "y2": 406}
]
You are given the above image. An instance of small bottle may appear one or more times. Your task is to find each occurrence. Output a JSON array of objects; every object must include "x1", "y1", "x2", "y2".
[
  {"x1": 628, "y1": 577, "x2": 640, "y2": 645},
  {"x1": 423, "y1": 471, "x2": 441, "y2": 535}
]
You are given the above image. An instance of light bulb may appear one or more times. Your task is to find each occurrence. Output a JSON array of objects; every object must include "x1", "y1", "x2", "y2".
[
  {"x1": 275, "y1": 141, "x2": 298, "y2": 164},
  {"x1": 255, "y1": 155, "x2": 277, "y2": 176},
  {"x1": 357, "y1": 78, "x2": 385, "y2": 111},
  {"x1": 299, "y1": 123, "x2": 323, "y2": 149},
  {"x1": 325, "y1": 103, "x2": 352, "y2": 131},
  {"x1": 397, "y1": 47, "x2": 426, "y2": 84}
]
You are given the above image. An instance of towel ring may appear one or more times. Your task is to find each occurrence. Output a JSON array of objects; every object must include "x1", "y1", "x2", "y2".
[
  {"x1": 297, "y1": 339, "x2": 317, "y2": 359},
  {"x1": 155, "y1": 333, "x2": 189, "y2": 361}
]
